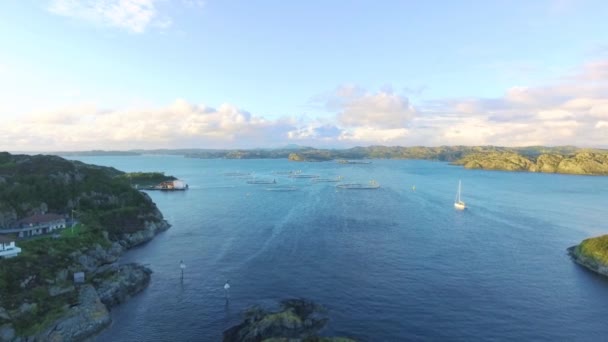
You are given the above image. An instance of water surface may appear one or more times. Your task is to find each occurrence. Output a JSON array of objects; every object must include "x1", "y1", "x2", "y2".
[{"x1": 66, "y1": 156, "x2": 608, "y2": 341}]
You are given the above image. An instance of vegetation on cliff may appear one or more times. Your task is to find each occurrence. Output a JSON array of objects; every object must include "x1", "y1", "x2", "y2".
[
  {"x1": 454, "y1": 151, "x2": 608, "y2": 175},
  {"x1": 0, "y1": 152, "x2": 169, "y2": 338},
  {"x1": 117, "y1": 172, "x2": 176, "y2": 187}
]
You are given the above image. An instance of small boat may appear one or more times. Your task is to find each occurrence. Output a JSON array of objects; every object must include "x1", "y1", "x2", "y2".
[
  {"x1": 265, "y1": 186, "x2": 298, "y2": 192},
  {"x1": 247, "y1": 179, "x2": 277, "y2": 185},
  {"x1": 454, "y1": 180, "x2": 466, "y2": 210},
  {"x1": 336, "y1": 180, "x2": 380, "y2": 190}
]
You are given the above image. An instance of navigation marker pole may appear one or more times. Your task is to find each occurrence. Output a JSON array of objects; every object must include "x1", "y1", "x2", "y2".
[
  {"x1": 224, "y1": 280, "x2": 230, "y2": 299},
  {"x1": 180, "y1": 260, "x2": 186, "y2": 280}
]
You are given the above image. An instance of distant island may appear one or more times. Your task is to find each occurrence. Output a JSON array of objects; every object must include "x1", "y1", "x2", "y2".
[
  {"x1": 569, "y1": 235, "x2": 608, "y2": 277},
  {"x1": 0, "y1": 152, "x2": 173, "y2": 341},
  {"x1": 43, "y1": 145, "x2": 608, "y2": 176}
]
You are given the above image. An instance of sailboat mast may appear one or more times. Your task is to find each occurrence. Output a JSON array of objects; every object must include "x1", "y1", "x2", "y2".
[{"x1": 457, "y1": 180, "x2": 461, "y2": 202}]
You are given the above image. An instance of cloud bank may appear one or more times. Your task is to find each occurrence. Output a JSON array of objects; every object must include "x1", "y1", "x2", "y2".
[{"x1": 2, "y1": 59, "x2": 608, "y2": 151}]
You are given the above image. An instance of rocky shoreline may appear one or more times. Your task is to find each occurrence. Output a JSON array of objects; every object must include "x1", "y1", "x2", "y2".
[
  {"x1": 0, "y1": 215, "x2": 170, "y2": 342},
  {"x1": 567, "y1": 245, "x2": 608, "y2": 277}
]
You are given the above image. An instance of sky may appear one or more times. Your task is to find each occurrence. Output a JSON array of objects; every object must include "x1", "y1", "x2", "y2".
[{"x1": 1, "y1": 0, "x2": 608, "y2": 151}]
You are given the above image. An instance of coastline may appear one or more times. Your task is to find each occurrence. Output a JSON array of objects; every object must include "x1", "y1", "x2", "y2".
[{"x1": 1, "y1": 205, "x2": 171, "y2": 342}]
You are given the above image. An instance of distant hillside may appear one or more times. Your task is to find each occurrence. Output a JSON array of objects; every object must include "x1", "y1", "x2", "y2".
[
  {"x1": 54, "y1": 150, "x2": 140, "y2": 156},
  {"x1": 453, "y1": 151, "x2": 608, "y2": 175},
  {"x1": 186, "y1": 145, "x2": 508, "y2": 161}
]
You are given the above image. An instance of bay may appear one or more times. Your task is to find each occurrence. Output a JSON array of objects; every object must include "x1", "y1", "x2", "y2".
[{"x1": 66, "y1": 155, "x2": 608, "y2": 341}]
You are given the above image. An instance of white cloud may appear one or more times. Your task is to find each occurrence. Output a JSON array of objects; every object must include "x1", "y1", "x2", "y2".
[
  {"x1": 596, "y1": 121, "x2": 608, "y2": 129},
  {"x1": 4, "y1": 59, "x2": 608, "y2": 151},
  {"x1": 339, "y1": 127, "x2": 409, "y2": 143},
  {"x1": 338, "y1": 91, "x2": 415, "y2": 129},
  {"x1": 48, "y1": 0, "x2": 165, "y2": 33},
  {"x1": 1, "y1": 100, "x2": 295, "y2": 151}
]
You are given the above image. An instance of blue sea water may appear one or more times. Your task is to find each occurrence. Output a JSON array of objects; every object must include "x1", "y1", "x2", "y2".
[{"x1": 66, "y1": 155, "x2": 608, "y2": 341}]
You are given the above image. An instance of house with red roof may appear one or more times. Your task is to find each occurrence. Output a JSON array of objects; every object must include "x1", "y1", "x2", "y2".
[{"x1": 0, "y1": 213, "x2": 67, "y2": 238}]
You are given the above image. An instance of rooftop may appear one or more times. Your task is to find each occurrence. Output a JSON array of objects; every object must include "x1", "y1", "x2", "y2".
[
  {"x1": 16, "y1": 213, "x2": 65, "y2": 226},
  {"x1": 0, "y1": 235, "x2": 16, "y2": 243}
]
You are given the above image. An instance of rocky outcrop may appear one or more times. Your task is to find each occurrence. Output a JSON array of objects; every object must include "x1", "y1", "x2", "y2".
[
  {"x1": 120, "y1": 218, "x2": 170, "y2": 248},
  {"x1": 456, "y1": 152, "x2": 534, "y2": 171},
  {"x1": 71, "y1": 242, "x2": 124, "y2": 274},
  {"x1": 224, "y1": 299, "x2": 356, "y2": 342},
  {"x1": 34, "y1": 285, "x2": 111, "y2": 342},
  {"x1": 0, "y1": 324, "x2": 15, "y2": 342},
  {"x1": 530, "y1": 154, "x2": 563, "y2": 173},
  {"x1": 555, "y1": 152, "x2": 608, "y2": 175},
  {"x1": 95, "y1": 263, "x2": 152, "y2": 308},
  {"x1": 568, "y1": 245, "x2": 608, "y2": 277},
  {"x1": 288, "y1": 153, "x2": 303, "y2": 162}
]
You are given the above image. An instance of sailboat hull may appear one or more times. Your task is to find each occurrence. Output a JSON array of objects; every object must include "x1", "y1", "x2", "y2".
[{"x1": 454, "y1": 202, "x2": 466, "y2": 210}]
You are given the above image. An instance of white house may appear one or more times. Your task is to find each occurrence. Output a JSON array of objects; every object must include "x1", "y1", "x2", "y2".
[
  {"x1": 0, "y1": 235, "x2": 21, "y2": 259},
  {"x1": 8, "y1": 213, "x2": 67, "y2": 238}
]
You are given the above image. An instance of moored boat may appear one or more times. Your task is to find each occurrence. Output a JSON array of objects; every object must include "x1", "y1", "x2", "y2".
[{"x1": 454, "y1": 180, "x2": 466, "y2": 210}]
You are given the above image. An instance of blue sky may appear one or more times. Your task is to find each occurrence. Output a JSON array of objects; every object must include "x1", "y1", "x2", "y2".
[{"x1": 1, "y1": 0, "x2": 608, "y2": 151}]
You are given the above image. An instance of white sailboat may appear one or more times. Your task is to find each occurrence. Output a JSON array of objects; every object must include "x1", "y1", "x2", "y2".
[{"x1": 454, "y1": 180, "x2": 466, "y2": 210}]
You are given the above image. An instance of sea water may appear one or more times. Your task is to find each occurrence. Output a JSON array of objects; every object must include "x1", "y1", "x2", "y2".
[{"x1": 65, "y1": 155, "x2": 608, "y2": 341}]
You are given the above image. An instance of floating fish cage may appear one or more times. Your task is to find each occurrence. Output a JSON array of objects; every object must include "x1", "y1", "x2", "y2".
[
  {"x1": 246, "y1": 179, "x2": 277, "y2": 184},
  {"x1": 336, "y1": 180, "x2": 380, "y2": 189},
  {"x1": 265, "y1": 186, "x2": 298, "y2": 192},
  {"x1": 311, "y1": 177, "x2": 342, "y2": 183},
  {"x1": 288, "y1": 174, "x2": 319, "y2": 179},
  {"x1": 223, "y1": 172, "x2": 251, "y2": 177}
]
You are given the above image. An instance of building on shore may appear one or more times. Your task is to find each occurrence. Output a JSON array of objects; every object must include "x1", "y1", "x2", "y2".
[
  {"x1": 0, "y1": 235, "x2": 21, "y2": 259},
  {"x1": 0, "y1": 213, "x2": 67, "y2": 238},
  {"x1": 146, "y1": 180, "x2": 189, "y2": 190}
]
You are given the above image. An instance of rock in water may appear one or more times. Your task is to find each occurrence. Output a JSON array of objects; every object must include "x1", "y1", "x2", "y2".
[{"x1": 223, "y1": 299, "x2": 356, "y2": 342}]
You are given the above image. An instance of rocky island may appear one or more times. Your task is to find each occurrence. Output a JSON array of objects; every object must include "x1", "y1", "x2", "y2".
[
  {"x1": 0, "y1": 152, "x2": 171, "y2": 341},
  {"x1": 568, "y1": 235, "x2": 608, "y2": 277},
  {"x1": 223, "y1": 299, "x2": 356, "y2": 342}
]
